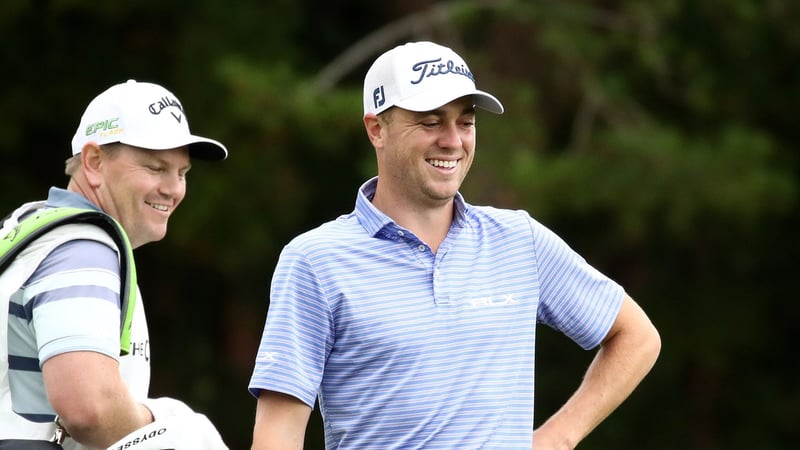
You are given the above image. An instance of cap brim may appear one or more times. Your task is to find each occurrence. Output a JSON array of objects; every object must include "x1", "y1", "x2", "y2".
[
  {"x1": 120, "y1": 135, "x2": 228, "y2": 161},
  {"x1": 187, "y1": 138, "x2": 228, "y2": 161},
  {"x1": 474, "y1": 90, "x2": 504, "y2": 114},
  {"x1": 396, "y1": 89, "x2": 504, "y2": 115}
]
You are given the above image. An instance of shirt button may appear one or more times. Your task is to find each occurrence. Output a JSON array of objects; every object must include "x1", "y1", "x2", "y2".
[
  {"x1": 397, "y1": 230, "x2": 405, "y2": 237},
  {"x1": 418, "y1": 245, "x2": 426, "y2": 252}
]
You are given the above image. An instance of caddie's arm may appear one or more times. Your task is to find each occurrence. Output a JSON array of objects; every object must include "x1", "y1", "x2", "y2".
[
  {"x1": 43, "y1": 351, "x2": 153, "y2": 448},
  {"x1": 251, "y1": 390, "x2": 311, "y2": 450},
  {"x1": 531, "y1": 295, "x2": 661, "y2": 450}
]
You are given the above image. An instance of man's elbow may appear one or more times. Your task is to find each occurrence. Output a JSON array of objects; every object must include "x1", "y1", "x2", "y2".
[
  {"x1": 612, "y1": 296, "x2": 662, "y2": 369},
  {"x1": 621, "y1": 314, "x2": 661, "y2": 378},
  {"x1": 53, "y1": 403, "x2": 106, "y2": 443},
  {"x1": 604, "y1": 309, "x2": 662, "y2": 374},
  {"x1": 641, "y1": 320, "x2": 662, "y2": 369},
  {"x1": 51, "y1": 393, "x2": 126, "y2": 447}
]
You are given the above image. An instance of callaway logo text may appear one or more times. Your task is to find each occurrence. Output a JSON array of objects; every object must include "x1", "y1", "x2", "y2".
[{"x1": 148, "y1": 96, "x2": 183, "y2": 123}]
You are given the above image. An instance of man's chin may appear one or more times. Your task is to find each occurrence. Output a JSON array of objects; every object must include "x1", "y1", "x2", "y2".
[{"x1": 131, "y1": 229, "x2": 168, "y2": 249}]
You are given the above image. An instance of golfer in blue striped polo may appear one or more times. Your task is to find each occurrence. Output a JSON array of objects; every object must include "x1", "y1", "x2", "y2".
[{"x1": 249, "y1": 41, "x2": 661, "y2": 450}]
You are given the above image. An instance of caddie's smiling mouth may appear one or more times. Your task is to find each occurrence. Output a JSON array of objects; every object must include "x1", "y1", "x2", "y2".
[
  {"x1": 427, "y1": 158, "x2": 458, "y2": 168},
  {"x1": 145, "y1": 201, "x2": 169, "y2": 212}
]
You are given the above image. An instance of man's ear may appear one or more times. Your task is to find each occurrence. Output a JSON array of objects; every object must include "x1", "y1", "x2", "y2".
[
  {"x1": 364, "y1": 113, "x2": 384, "y2": 149},
  {"x1": 81, "y1": 143, "x2": 104, "y2": 187}
]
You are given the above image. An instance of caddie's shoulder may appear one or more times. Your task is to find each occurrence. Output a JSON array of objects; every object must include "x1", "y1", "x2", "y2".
[{"x1": 44, "y1": 222, "x2": 122, "y2": 251}]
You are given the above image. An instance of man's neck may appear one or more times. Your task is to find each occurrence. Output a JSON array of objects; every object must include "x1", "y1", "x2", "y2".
[{"x1": 372, "y1": 191, "x2": 453, "y2": 254}]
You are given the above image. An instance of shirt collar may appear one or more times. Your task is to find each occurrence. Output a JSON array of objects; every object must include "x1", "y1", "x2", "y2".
[
  {"x1": 354, "y1": 177, "x2": 468, "y2": 237},
  {"x1": 45, "y1": 187, "x2": 102, "y2": 211}
]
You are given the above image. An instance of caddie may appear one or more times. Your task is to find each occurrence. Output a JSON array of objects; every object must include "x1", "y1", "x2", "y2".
[{"x1": 0, "y1": 80, "x2": 228, "y2": 449}]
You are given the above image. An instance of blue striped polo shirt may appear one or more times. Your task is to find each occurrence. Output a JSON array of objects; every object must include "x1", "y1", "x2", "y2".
[{"x1": 249, "y1": 177, "x2": 624, "y2": 449}]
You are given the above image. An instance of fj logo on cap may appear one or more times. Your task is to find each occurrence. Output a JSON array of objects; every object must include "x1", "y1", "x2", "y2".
[
  {"x1": 372, "y1": 86, "x2": 386, "y2": 109},
  {"x1": 410, "y1": 58, "x2": 475, "y2": 85},
  {"x1": 149, "y1": 96, "x2": 184, "y2": 123}
]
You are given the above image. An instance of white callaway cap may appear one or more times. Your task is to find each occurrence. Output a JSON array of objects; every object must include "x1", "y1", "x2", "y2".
[
  {"x1": 71, "y1": 79, "x2": 227, "y2": 160},
  {"x1": 363, "y1": 41, "x2": 504, "y2": 116}
]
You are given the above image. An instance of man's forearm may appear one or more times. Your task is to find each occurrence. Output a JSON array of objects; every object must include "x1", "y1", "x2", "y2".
[
  {"x1": 533, "y1": 297, "x2": 661, "y2": 449},
  {"x1": 44, "y1": 351, "x2": 154, "y2": 448},
  {"x1": 251, "y1": 391, "x2": 311, "y2": 450},
  {"x1": 60, "y1": 399, "x2": 153, "y2": 448}
]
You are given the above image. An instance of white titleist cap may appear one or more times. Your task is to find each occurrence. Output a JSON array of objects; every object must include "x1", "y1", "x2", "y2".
[
  {"x1": 363, "y1": 41, "x2": 504, "y2": 116},
  {"x1": 71, "y1": 79, "x2": 227, "y2": 160}
]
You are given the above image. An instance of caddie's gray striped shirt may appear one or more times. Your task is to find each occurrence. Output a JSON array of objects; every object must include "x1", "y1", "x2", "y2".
[
  {"x1": 249, "y1": 176, "x2": 624, "y2": 449},
  {"x1": 4, "y1": 188, "x2": 150, "y2": 439}
]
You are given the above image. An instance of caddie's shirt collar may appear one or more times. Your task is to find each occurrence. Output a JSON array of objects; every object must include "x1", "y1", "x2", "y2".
[
  {"x1": 45, "y1": 187, "x2": 103, "y2": 211},
  {"x1": 354, "y1": 176, "x2": 468, "y2": 238}
]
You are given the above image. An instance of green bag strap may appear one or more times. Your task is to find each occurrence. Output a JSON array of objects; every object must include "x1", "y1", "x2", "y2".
[{"x1": 0, "y1": 207, "x2": 137, "y2": 356}]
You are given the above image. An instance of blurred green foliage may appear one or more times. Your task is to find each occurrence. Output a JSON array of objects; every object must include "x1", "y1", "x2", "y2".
[{"x1": 2, "y1": 1, "x2": 798, "y2": 448}]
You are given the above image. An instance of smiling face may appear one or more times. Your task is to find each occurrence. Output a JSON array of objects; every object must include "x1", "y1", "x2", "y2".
[
  {"x1": 89, "y1": 144, "x2": 191, "y2": 248},
  {"x1": 370, "y1": 96, "x2": 476, "y2": 211}
]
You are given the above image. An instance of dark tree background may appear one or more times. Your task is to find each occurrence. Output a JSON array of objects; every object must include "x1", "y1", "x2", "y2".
[{"x1": 2, "y1": 1, "x2": 798, "y2": 449}]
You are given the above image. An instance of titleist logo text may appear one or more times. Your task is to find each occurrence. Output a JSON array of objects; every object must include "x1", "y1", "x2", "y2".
[{"x1": 410, "y1": 58, "x2": 475, "y2": 84}]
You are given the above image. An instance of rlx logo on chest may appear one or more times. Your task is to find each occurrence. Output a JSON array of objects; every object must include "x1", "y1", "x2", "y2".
[{"x1": 465, "y1": 294, "x2": 518, "y2": 308}]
